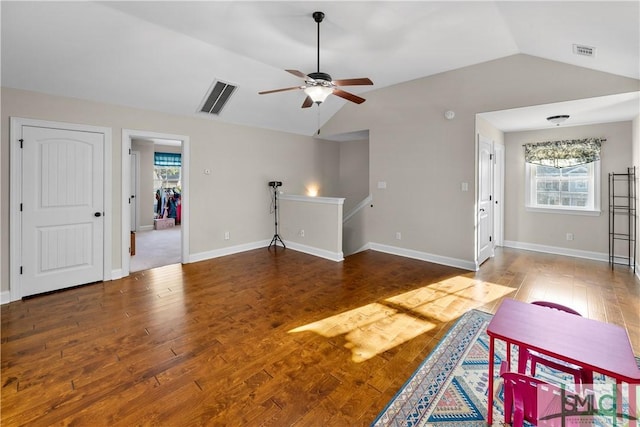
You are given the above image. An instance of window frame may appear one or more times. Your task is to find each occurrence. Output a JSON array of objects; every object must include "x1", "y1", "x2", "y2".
[{"x1": 525, "y1": 160, "x2": 601, "y2": 216}]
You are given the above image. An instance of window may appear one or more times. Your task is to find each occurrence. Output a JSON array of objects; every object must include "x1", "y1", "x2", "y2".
[
  {"x1": 524, "y1": 138, "x2": 604, "y2": 215},
  {"x1": 153, "y1": 152, "x2": 181, "y2": 193}
]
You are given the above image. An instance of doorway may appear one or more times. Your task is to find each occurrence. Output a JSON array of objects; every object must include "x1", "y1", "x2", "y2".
[
  {"x1": 476, "y1": 133, "x2": 495, "y2": 267},
  {"x1": 121, "y1": 130, "x2": 190, "y2": 276}
]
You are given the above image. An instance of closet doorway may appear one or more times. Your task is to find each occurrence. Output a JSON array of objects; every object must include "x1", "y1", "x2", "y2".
[{"x1": 122, "y1": 130, "x2": 190, "y2": 276}]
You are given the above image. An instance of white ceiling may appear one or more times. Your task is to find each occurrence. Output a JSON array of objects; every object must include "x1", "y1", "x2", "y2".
[{"x1": 2, "y1": 1, "x2": 639, "y2": 136}]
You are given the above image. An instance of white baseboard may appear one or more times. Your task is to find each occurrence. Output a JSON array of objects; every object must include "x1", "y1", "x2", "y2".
[
  {"x1": 189, "y1": 240, "x2": 271, "y2": 263},
  {"x1": 1, "y1": 291, "x2": 11, "y2": 305},
  {"x1": 369, "y1": 242, "x2": 476, "y2": 271},
  {"x1": 348, "y1": 242, "x2": 371, "y2": 256},
  {"x1": 284, "y1": 241, "x2": 343, "y2": 262},
  {"x1": 503, "y1": 240, "x2": 608, "y2": 262},
  {"x1": 189, "y1": 239, "x2": 344, "y2": 264},
  {"x1": 138, "y1": 225, "x2": 154, "y2": 232},
  {"x1": 110, "y1": 269, "x2": 124, "y2": 280}
]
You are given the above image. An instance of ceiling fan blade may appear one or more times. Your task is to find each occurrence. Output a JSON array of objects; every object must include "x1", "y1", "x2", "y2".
[
  {"x1": 301, "y1": 96, "x2": 314, "y2": 108},
  {"x1": 258, "y1": 86, "x2": 302, "y2": 95},
  {"x1": 286, "y1": 69, "x2": 312, "y2": 81},
  {"x1": 332, "y1": 89, "x2": 366, "y2": 104},
  {"x1": 333, "y1": 77, "x2": 373, "y2": 86}
]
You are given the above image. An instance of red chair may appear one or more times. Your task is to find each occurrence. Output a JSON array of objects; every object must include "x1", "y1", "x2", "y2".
[
  {"x1": 501, "y1": 369, "x2": 586, "y2": 427},
  {"x1": 517, "y1": 301, "x2": 593, "y2": 391}
]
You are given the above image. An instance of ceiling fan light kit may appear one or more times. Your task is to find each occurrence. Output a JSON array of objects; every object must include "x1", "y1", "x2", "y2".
[
  {"x1": 304, "y1": 85, "x2": 333, "y2": 104},
  {"x1": 259, "y1": 11, "x2": 373, "y2": 108}
]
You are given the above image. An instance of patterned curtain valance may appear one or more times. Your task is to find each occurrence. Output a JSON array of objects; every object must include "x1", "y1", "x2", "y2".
[
  {"x1": 524, "y1": 138, "x2": 605, "y2": 168},
  {"x1": 154, "y1": 152, "x2": 181, "y2": 167}
]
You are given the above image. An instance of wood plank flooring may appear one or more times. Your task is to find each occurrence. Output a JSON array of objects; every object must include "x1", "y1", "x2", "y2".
[{"x1": 2, "y1": 247, "x2": 639, "y2": 425}]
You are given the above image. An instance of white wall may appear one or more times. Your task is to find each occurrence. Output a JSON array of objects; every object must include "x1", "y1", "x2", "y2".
[
  {"x1": 504, "y1": 121, "x2": 632, "y2": 256},
  {"x1": 322, "y1": 54, "x2": 640, "y2": 266},
  {"x1": 1, "y1": 87, "x2": 340, "y2": 293}
]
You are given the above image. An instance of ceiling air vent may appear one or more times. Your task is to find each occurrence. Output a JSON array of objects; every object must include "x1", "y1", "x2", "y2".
[
  {"x1": 573, "y1": 44, "x2": 596, "y2": 57},
  {"x1": 199, "y1": 80, "x2": 237, "y2": 115}
]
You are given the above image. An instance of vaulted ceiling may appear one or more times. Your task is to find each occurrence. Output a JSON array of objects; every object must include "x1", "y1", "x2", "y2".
[{"x1": 2, "y1": 1, "x2": 639, "y2": 136}]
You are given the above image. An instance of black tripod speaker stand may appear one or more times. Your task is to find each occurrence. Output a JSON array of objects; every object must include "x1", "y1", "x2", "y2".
[{"x1": 268, "y1": 181, "x2": 285, "y2": 249}]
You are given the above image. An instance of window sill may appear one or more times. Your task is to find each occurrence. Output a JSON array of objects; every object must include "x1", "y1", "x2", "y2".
[{"x1": 525, "y1": 206, "x2": 601, "y2": 216}]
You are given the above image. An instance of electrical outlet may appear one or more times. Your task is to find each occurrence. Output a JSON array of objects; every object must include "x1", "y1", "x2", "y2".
[
  {"x1": 224, "y1": 231, "x2": 230, "y2": 240},
  {"x1": 566, "y1": 233, "x2": 574, "y2": 241},
  {"x1": 395, "y1": 232, "x2": 402, "y2": 240},
  {"x1": 299, "y1": 229, "x2": 305, "y2": 237}
]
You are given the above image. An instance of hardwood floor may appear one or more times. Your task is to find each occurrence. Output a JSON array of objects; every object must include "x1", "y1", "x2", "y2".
[{"x1": 2, "y1": 247, "x2": 639, "y2": 426}]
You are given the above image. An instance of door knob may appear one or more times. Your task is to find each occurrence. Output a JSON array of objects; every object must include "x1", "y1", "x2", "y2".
[{"x1": 94, "y1": 212, "x2": 102, "y2": 217}]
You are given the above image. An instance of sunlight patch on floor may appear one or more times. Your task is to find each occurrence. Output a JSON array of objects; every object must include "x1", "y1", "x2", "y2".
[
  {"x1": 386, "y1": 276, "x2": 515, "y2": 322},
  {"x1": 344, "y1": 313, "x2": 436, "y2": 363},
  {"x1": 288, "y1": 275, "x2": 515, "y2": 362},
  {"x1": 289, "y1": 303, "x2": 396, "y2": 337}
]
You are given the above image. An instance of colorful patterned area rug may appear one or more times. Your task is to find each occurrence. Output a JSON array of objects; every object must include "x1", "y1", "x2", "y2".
[{"x1": 371, "y1": 309, "x2": 639, "y2": 427}]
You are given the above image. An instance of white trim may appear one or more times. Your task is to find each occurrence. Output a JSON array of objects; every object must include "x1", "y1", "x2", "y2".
[
  {"x1": 503, "y1": 240, "x2": 608, "y2": 262},
  {"x1": 189, "y1": 240, "x2": 271, "y2": 263},
  {"x1": 139, "y1": 225, "x2": 154, "y2": 232},
  {"x1": 524, "y1": 206, "x2": 602, "y2": 216},
  {"x1": 9, "y1": 117, "x2": 112, "y2": 302},
  {"x1": 121, "y1": 129, "x2": 190, "y2": 277},
  {"x1": 344, "y1": 194, "x2": 372, "y2": 223},
  {"x1": 494, "y1": 144, "x2": 505, "y2": 247},
  {"x1": 284, "y1": 241, "x2": 344, "y2": 262},
  {"x1": 279, "y1": 194, "x2": 345, "y2": 205},
  {"x1": 111, "y1": 269, "x2": 124, "y2": 280},
  {"x1": 525, "y1": 161, "x2": 601, "y2": 215},
  {"x1": 1, "y1": 291, "x2": 11, "y2": 305},
  {"x1": 369, "y1": 242, "x2": 477, "y2": 271},
  {"x1": 189, "y1": 239, "x2": 344, "y2": 263},
  {"x1": 351, "y1": 242, "x2": 371, "y2": 255}
]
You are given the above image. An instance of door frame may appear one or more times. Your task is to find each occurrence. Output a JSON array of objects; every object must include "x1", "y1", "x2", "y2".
[
  {"x1": 9, "y1": 117, "x2": 113, "y2": 302},
  {"x1": 493, "y1": 143, "x2": 505, "y2": 247},
  {"x1": 121, "y1": 129, "x2": 190, "y2": 277}
]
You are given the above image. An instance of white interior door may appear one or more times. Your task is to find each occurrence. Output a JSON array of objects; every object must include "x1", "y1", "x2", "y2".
[
  {"x1": 477, "y1": 134, "x2": 494, "y2": 266},
  {"x1": 21, "y1": 125, "x2": 104, "y2": 296}
]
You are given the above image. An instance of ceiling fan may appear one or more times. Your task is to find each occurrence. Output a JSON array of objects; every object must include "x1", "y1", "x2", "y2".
[{"x1": 259, "y1": 11, "x2": 373, "y2": 108}]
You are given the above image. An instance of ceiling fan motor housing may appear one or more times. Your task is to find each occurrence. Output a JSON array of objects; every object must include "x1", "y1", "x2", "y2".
[{"x1": 307, "y1": 72, "x2": 333, "y2": 85}]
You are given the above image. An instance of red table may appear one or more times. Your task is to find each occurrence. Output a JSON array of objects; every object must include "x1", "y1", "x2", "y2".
[{"x1": 486, "y1": 298, "x2": 640, "y2": 425}]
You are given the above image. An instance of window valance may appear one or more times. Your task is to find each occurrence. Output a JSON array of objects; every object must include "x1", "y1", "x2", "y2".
[
  {"x1": 524, "y1": 138, "x2": 605, "y2": 168},
  {"x1": 154, "y1": 152, "x2": 181, "y2": 167}
]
